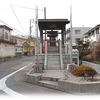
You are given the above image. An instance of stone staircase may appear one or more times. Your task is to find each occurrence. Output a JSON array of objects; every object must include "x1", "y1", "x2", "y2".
[
  {"x1": 37, "y1": 70, "x2": 66, "y2": 90},
  {"x1": 48, "y1": 46, "x2": 59, "y2": 53},
  {"x1": 47, "y1": 55, "x2": 61, "y2": 70},
  {"x1": 37, "y1": 76, "x2": 59, "y2": 89}
]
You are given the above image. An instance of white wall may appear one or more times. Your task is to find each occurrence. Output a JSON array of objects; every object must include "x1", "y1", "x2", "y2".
[
  {"x1": 87, "y1": 28, "x2": 100, "y2": 42},
  {"x1": 11, "y1": 36, "x2": 23, "y2": 54},
  {"x1": 0, "y1": 43, "x2": 15, "y2": 57},
  {"x1": 0, "y1": 28, "x2": 3, "y2": 39},
  {"x1": 66, "y1": 27, "x2": 92, "y2": 46}
]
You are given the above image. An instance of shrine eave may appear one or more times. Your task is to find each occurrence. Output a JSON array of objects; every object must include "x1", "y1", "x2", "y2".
[
  {"x1": 38, "y1": 19, "x2": 70, "y2": 23},
  {"x1": 38, "y1": 19, "x2": 70, "y2": 30}
]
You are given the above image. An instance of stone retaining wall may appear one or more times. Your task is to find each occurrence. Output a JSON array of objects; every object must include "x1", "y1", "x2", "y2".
[{"x1": 58, "y1": 80, "x2": 100, "y2": 93}]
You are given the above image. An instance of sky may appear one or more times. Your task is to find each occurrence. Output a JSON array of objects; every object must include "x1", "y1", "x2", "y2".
[{"x1": 0, "y1": 0, "x2": 100, "y2": 36}]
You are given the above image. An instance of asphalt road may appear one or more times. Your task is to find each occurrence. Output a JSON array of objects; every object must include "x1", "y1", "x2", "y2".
[{"x1": 0, "y1": 56, "x2": 71, "y2": 99}]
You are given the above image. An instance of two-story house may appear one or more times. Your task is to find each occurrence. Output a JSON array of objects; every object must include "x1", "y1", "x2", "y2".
[
  {"x1": 22, "y1": 36, "x2": 35, "y2": 55},
  {"x1": 0, "y1": 25, "x2": 16, "y2": 58},
  {"x1": 66, "y1": 27, "x2": 92, "y2": 48},
  {"x1": 11, "y1": 35, "x2": 23, "y2": 56},
  {"x1": 84, "y1": 24, "x2": 100, "y2": 43}
]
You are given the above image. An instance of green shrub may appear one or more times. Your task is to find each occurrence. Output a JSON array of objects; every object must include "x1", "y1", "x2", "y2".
[
  {"x1": 92, "y1": 61, "x2": 100, "y2": 64},
  {"x1": 6, "y1": 56, "x2": 12, "y2": 58}
]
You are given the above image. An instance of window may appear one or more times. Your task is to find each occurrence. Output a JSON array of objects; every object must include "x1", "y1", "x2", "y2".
[
  {"x1": 16, "y1": 48, "x2": 17, "y2": 51},
  {"x1": 72, "y1": 52, "x2": 78, "y2": 57},
  {"x1": 5, "y1": 32, "x2": 8, "y2": 39},
  {"x1": 75, "y1": 30, "x2": 81, "y2": 34},
  {"x1": 75, "y1": 38, "x2": 80, "y2": 42},
  {"x1": 92, "y1": 31, "x2": 95, "y2": 37},
  {"x1": 96, "y1": 28, "x2": 99, "y2": 34}
]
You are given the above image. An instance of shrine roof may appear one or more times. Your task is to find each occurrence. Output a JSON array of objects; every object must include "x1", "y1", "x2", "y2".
[
  {"x1": 38, "y1": 19, "x2": 69, "y2": 23},
  {"x1": 38, "y1": 19, "x2": 70, "y2": 30}
]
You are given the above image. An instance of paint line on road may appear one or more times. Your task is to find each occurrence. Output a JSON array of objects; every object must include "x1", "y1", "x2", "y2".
[{"x1": 0, "y1": 62, "x2": 32, "y2": 97}]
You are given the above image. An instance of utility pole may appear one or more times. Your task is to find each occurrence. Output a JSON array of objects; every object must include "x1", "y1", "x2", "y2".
[
  {"x1": 29, "y1": 19, "x2": 31, "y2": 36},
  {"x1": 44, "y1": 7, "x2": 46, "y2": 40},
  {"x1": 70, "y1": 3, "x2": 72, "y2": 64},
  {"x1": 29, "y1": 19, "x2": 32, "y2": 55},
  {"x1": 35, "y1": 4, "x2": 39, "y2": 65},
  {"x1": 44, "y1": 7, "x2": 46, "y2": 19}
]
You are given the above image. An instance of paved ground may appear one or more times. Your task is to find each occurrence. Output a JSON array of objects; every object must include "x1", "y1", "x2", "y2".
[
  {"x1": 1, "y1": 56, "x2": 100, "y2": 99},
  {"x1": 42, "y1": 70, "x2": 66, "y2": 78},
  {"x1": 5, "y1": 61, "x2": 71, "y2": 96}
]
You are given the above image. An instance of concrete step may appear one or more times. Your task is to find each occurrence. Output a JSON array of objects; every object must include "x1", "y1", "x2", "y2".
[
  {"x1": 37, "y1": 80, "x2": 58, "y2": 89},
  {"x1": 47, "y1": 55, "x2": 61, "y2": 68},
  {"x1": 47, "y1": 67, "x2": 61, "y2": 70},
  {"x1": 41, "y1": 76, "x2": 59, "y2": 82},
  {"x1": 48, "y1": 58, "x2": 59, "y2": 61},
  {"x1": 48, "y1": 62, "x2": 60, "y2": 66}
]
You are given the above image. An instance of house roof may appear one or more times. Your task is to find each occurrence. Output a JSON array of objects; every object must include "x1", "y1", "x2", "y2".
[
  {"x1": 0, "y1": 25, "x2": 13, "y2": 30},
  {"x1": 85, "y1": 24, "x2": 100, "y2": 35},
  {"x1": 23, "y1": 42, "x2": 30, "y2": 47}
]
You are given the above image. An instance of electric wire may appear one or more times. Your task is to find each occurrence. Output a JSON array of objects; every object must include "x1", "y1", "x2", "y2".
[
  {"x1": 11, "y1": 4, "x2": 44, "y2": 11},
  {"x1": 0, "y1": 8, "x2": 30, "y2": 20},
  {"x1": 0, "y1": 19, "x2": 26, "y2": 35},
  {"x1": 10, "y1": 5, "x2": 28, "y2": 34}
]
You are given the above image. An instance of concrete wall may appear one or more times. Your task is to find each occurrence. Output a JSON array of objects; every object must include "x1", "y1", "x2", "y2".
[
  {"x1": 58, "y1": 80, "x2": 100, "y2": 93},
  {"x1": 82, "y1": 61, "x2": 100, "y2": 74},
  {"x1": 0, "y1": 43, "x2": 15, "y2": 57}
]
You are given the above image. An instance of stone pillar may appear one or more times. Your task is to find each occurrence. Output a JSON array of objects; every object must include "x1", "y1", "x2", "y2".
[
  {"x1": 59, "y1": 40, "x2": 62, "y2": 54},
  {"x1": 45, "y1": 33, "x2": 46, "y2": 41},
  {"x1": 65, "y1": 43, "x2": 67, "y2": 54},
  {"x1": 45, "y1": 41, "x2": 47, "y2": 54},
  {"x1": 61, "y1": 31, "x2": 64, "y2": 46},
  {"x1": 40, "y1": 43, "x2": 42, "y2": 54},
  {"x1": 40, "y1": 30, "x2": 43, "y2": 54},
  {"x1": 35, "y1": 40, "x2": 37, "y2": 55},
  {"x1": 63, "y1": 31, "x2": 66, "y2": 43}
]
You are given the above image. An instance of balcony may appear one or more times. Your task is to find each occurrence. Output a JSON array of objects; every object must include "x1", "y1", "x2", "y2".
[{"x1": 0, "y1": 37, "x2": 17, "y2": 45}]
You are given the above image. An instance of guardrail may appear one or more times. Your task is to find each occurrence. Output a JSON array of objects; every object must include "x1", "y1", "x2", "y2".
[{"x1": 82, "y1": 61, "x2": 100, "y2": 74}]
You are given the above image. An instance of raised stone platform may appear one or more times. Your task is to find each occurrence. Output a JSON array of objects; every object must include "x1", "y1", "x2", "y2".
[{"x1": 25, "y1": 69, "x2": 100, "y2": 94}]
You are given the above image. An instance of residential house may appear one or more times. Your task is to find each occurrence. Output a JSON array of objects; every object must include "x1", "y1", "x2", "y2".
[
  {"x1": 11, "y1": 35, "x2": 23, "y2": 56},
  {"x1": 84, "y1": 24, "x2": 100, "y2": 43},
  {"x1": 66, "y1": 27, "x2": 92, "y2": 48},
  {"x1": 0, "y1": 25, "x2": 16, "y2": 58},
  {"x1": 22, "y1": 36, "x2": 35, "y2": 55}
]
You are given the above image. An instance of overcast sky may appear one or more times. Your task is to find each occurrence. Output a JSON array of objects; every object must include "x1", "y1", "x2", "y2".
[{"x1": 0, "y1": 0, "x2": 100, "y2": 36}]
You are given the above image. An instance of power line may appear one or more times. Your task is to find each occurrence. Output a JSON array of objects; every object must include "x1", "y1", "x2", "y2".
[
  {"x1": 0, "y1": 20, "x2": 26, "y2": 35},
  {"x1": 11, "y1": 4, "x2": 44, "y2": 11},
  {"x1": 0, "y1": 8, "x2": 30, "y2": 20},
  {"x1": 10, "y1": 5, "x2": 28, "y2": 34}
]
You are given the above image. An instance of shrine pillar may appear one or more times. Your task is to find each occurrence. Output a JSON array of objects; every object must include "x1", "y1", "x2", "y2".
[{"x1": 40, "y1": 30, "x2": 43, "y2": 54}]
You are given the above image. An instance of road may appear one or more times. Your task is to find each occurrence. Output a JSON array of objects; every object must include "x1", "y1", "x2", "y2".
[{"x1": 0, "y1": 56, "x2": 71, "y2": 99}]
